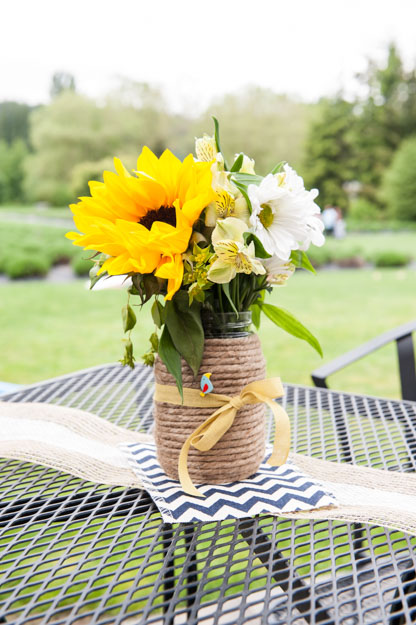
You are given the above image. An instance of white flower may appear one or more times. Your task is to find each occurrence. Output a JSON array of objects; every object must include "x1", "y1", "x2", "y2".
[
  {"x1": 248, "y1": 165, "x2": 324, "y2": 260},
  {"x1": 263, "y1": 255, "x2": 295, "y2": 286}
]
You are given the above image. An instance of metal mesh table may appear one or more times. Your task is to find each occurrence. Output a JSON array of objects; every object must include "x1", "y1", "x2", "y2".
[{"x1": 1, "y1": 363, "x2": 416, "y2": 625}]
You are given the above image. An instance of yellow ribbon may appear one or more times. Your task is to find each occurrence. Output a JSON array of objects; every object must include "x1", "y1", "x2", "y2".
[{"x1": 154, "y1": 377, "x2": 291, "y2": 497}]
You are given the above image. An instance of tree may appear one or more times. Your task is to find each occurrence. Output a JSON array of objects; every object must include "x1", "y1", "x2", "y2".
[
  {"x1": 194, "y1": 87, "x2": 314, "y2": 174},
  {"x1": 0, "y1": 139, "x2": 28, "y2": 203},
  {"x1": 0, "y1": 101, "x2": 34, "y2": 146},
  {"x1": 351, "y1": 43, "x2": 416, "y2": 203},
  {"x1": 70, "y1": 157, "x2": 115, "y2": 198},
  {"x1": 24, "y1": 85, "x2": 174, "y2": 205},
  {"x1": 50, "y1": 72, "x2": 76, "y2": 99},
  {"x1": 383, "y1": 136, "x2": 416, "y2": 220},
  {"x1": 302, "y1": 97, "x2": 354, "y2": 210}
]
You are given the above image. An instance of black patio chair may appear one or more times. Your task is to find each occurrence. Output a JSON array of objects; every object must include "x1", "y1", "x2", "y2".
[{"x1": 311, "y1": 320, "x2": 416, "y2": 401}]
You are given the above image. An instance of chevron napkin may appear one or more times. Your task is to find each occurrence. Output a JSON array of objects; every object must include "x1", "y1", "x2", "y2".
[{"x1": 121, "y1": 442, "x2": 338, "y2": 523}]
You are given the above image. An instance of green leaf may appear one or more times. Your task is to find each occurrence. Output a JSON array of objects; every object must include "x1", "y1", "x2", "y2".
[
  {"x1": 212, "y1": 116, "x2": 228, "y2": 170},
  {"x1": 230, "y1": 153, "x2": 244, "y2": 173},
  {"x1": 231, "y1": 172, "x2": 264, "y2": 186},
  {"x1": 128, "y1": 283, "x2": 141, "y2": 296},
  {"x1": 232, "y1": 180, "x2": 253, "y2": 214},
  {"x1": 151, "y1": 299, "x2": 164, "y2": 328},
  {"x1": 131, "y1": 274, "x2": 161, "y2": 305},
  {"x1": 142, "y1": 351, "x2": 155, "y2": 367},
  {"x1": 250, "y1": 303, "x2": 261, "y2": 330},
  {"x1": 159, "y1": 325, "x2": 183, "y2": 400},
  {"x1": 270, "y1": 160, "x2": 286, "y2": 175},
  {"x1": 243, "y1": 232, "x2": 272, "y2": 259},
  {"x1": 149, "y1": 332, "x2": 159, "y2": 352},
  {"x1": 165, "y1": 291, "x2": 204, "y2": 377},
  {"x1": 121, "y1": 304, "x2": 136, "y2": 332},
  {"x1": 89, "y1": 264, "x2": 105, "y2": 290},
  {"x1": 290, "y1": 250, "x2": 316, "y2": 275},
  {"x1": 119, "y1": 338, "x2": 135, "y2": 369},
  {"x1": 212, "y1": 116, "x2": 222, "y2": 153},
  {"x1": 259, "y1": 302, "x2": 323, "y2": 357},
  {"x1": 143, "y1": 274, "x2": 161, "y2": 301},
  {"x1": 222, "y1": 282, "x2": 238, "y2": 316}
]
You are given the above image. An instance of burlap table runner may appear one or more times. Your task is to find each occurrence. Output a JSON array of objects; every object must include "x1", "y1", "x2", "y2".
[{"x1": 2, "y1": 401, "x2": 416, "y2": 535}]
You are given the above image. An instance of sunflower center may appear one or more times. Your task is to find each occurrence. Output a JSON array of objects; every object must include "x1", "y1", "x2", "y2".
[
  {"x1": 259, "y1": 204, "x2": 274, "y2": 228},
  {"x1": 139, "y1": 205, "x2": 176, "y2": 230}
]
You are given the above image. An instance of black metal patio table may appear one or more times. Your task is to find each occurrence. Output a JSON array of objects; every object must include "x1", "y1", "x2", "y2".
[{"x1": 1, "y1": 363, "x2": 416, "y2": 625}]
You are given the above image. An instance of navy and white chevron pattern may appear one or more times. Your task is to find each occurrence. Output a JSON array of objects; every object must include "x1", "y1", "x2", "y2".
[{"x1": 121, "y1": 442, "x2": 338, "y2": 523}]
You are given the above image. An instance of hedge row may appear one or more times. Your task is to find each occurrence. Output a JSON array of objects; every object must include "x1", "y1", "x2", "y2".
[
  {"x1": 0, "y1": 222, "x2": 414, "y2": 280},
  {"x1": 307, "y1": 246, "x2": 412, "y2": 268},
  {"x1": 0, "y1": 222, "x2": 93, "y2": 279}
]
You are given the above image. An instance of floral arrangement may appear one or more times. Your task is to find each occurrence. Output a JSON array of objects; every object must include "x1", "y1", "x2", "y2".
[{"x1": 67, "y1": 119, "x2": 325, "y2": 395}]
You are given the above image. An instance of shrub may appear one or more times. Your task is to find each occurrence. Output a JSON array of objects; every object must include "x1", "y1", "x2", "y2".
[
  {"x1": 71, "y1": 253, "x2": 93, "y2": 276},
  {"x1": 346, "y1": 218, "x2": 416, "y2": 232},
  {"x1": 47, "y1": 240, "x2": 76, "y2": 265},
  {"x1": 307, "y1": 247, "x2": 333, "y2": 267},
  {"x1": 0, "y1": 252, "x2": 7, "y2": 273},
  {"x1": 383, "y1": 136, "x2": 416, "y2": 220},
  {"x1": 70, "y1": 157, "x2": 114, "y2": 198},
  {"x1": 373, "y1": 251, "x2": 410, "y2": 268},
  {"x1": 329, "y1": 246, "x2": 365, "y2": 267},
  {"x1": 4, "y1": 253, "x2": 51, "y2": 279},
  {"x1": 0, "y1": 139, "x2": 28, "y2": 203},
  {"x1": 348, "y1": 198, "x2": 381, "y2": 221},
  {"x1": 23, "y1": 176, "x2": 73, "y2": 206}
]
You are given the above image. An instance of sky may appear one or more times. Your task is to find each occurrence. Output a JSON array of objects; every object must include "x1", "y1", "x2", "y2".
[{"x1": 2, "y1": 0, "x2": 416, "y2": 113}]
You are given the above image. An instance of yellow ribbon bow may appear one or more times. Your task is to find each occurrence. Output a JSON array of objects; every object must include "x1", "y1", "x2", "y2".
[{"x1": 154, "y1": 377, "x2": 291, "y2": 497}]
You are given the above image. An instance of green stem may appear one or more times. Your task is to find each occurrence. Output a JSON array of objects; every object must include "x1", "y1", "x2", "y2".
[
  {"x1": 239, "y1": 276, "x2": 250, "y2": 310},
  {"x1": 245, "y1": 275, "x2": 267, "y2": 308},
  {"x1": 218, "y1": 284, "x2": 224, "y2": 313},
  {"x1": 232, "y1": 276, "x2": 237, "y2": 311},
  {"x1": 235, "y1": 273, "x2": 240, "y2": 312}
]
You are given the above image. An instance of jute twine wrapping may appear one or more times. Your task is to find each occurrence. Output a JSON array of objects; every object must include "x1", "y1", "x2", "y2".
[{"x1": 154, "y1": 334, "x2": 267, "y2": 484}]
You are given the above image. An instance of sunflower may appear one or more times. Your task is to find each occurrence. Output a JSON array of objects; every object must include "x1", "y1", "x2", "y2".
[{"x1": 66, "y1": 148, "x2": 215, "y2": 299}]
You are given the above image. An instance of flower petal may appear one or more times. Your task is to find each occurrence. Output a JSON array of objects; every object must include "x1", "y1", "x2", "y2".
[{"x1": 207, "y1": 259, "x2": 237, "y2": 284}]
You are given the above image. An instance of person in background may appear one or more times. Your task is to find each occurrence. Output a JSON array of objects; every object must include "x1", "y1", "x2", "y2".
[
  {"x1": 334, "y1": 206, "x2": 346, "y2": 239},
  {"x1": 322, "y1": 205, "x2": 338, "y2": 236}
]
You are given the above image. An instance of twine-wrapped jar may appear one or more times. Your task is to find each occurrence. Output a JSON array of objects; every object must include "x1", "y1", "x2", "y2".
[{"x1": 154, "y1": 315, "x2": 267, "y2": 484}]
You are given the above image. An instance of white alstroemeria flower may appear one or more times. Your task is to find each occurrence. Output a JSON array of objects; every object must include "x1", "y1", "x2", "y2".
[
  {"x1": 205, "y1": 165, "x2": 249, "y2": 227},
  {"x1": 195, "y1": 134, "x2": 217, "y2": 162},
  {"x1": 207, "y1": 217, "x2": 265, "y2": 284},
  {"x1": 248, "y1": 166, "x2": 325, "y2": 260},
  {"x1": 263, "y1": 255, "x2": 295, "y2": 286},
  {"x1": 235, "y1": 153, "x2": 256, "y2": 174}
]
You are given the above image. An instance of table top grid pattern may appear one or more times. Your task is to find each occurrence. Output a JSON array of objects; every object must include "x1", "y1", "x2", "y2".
[{"x1": 1, "y1": 364, "x2": 416, "y2": 625}]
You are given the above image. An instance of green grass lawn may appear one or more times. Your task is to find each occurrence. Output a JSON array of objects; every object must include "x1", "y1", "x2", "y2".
[
  {"x1": 1, "y1": 268, "x2": 415, "y2": 398},
  {"x1": 322, "y1": 231, "x2": 416, "y2": 258}
]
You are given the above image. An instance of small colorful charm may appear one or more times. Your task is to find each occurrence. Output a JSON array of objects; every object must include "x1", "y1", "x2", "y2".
[{"x1": 200, "y1": 372, "x2": 213, "y2": 397}]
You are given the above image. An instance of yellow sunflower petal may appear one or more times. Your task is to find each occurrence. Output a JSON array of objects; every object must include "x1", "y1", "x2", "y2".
[
  {"x1": 157, "y1": 149, "x2": 183, "y2": 204},
  {"x1": 181, "y1": 192, "x2": 213, "y2": 225},
  {"x1": 155, "y1": 254, "x2": 184, "y2": 300},
  {"x1": 136, "y1": 146, "x2": 160, "y2": 180},
  {"x1": 114, "y1": 157, "x2": 131, "y2": 178}
]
